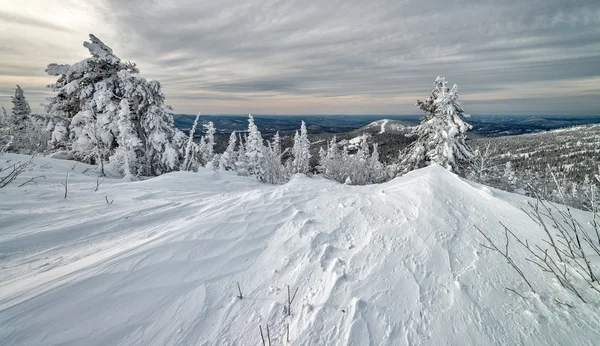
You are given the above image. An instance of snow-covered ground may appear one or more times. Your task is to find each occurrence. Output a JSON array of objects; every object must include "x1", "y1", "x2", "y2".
[{"x1": 1, "y1": 154, "x2": 600, "y2": 345}]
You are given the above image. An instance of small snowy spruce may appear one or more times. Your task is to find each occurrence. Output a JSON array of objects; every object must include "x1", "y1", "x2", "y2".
[{"x1": 399, "y1": 77, "x2": 474, "y2": 175}]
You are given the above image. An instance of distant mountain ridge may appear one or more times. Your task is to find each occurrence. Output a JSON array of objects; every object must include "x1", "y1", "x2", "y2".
[{"x1": 172, "y1": 114, "x2": 600, "y2": 138}]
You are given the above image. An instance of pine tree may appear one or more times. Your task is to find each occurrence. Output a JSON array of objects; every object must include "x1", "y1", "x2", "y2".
[
  {"x1": 220, "y1": 131, "x2": 238, "y2": 171},
  {"x1": 44, "y1": 34, "x2": 185, "y2": 176},
  {"x1": 182, "y1": 113, "x2": 201, "y2": 171},
  {"x1": 10, "y1": 85, "x2": 31, "y2": 134},
  {"x1": 399, "y1": 77, "x2": 474, "y2": 175},
  {"x1": 244, "y1": 114, "x2": 265, "y2": 178},
  {"x1": 8, "y1": 85, "x2": 33, "y2": 151},
  {"x1": 202, "y1": 121, "x2": 216, "y2": 164},
  {"x1": 235, "y1": 133, "x2": 249, "y2": 175},
  {"x1": 503, "y1": 161, "x2": 517, "y2": 191},
  {"x1": 262, "y1": 132, "x2": 286, "y2": 184},
  {"x1": 0, "y1": 107, "x2": 7, "y2": 128},
  {"x1": 291, "y1": 121, "x2": 311, "y2": 174}
]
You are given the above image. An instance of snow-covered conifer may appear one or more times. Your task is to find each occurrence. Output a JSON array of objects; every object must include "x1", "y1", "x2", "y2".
[
  {"x1": 10, "y1": 85, "x2": 31, "y2": 134},
  {"x1": 44, "y1": 34, "x2": 185, "y2": 176},
  {"x1": 244, "y1": 115, "x2": 265, "y2": 177},
  {"x1": 0, "y1": 107, "x2": 7, "y2": 127},
  {"x1": 220, "y1": 131, "x2": 238, "y2": 171},
  {"x1": 503, "y1": 161, "x2": 517, "y2": 191},
  {"x1": 8, "y1": 85, "x2": 34, "y2": 151},
  {"x1": 235, "y1": 133, "x2": 249, "y2": 175},
  {"x1": 202, "y1": 121, "x2": 216, "y2": 164},
  {"x1": 262, "y1": 132, "x2": 286, "y2": 184},
  {"x1": 182, "y1": 113, "x2": 201, "y2": 171},
  {"x1": 399, "y1": 77, "x2": 474, "y2": 175},
  {"x1": 291, "y1": 121, "x2": 311, "y2": 174}
]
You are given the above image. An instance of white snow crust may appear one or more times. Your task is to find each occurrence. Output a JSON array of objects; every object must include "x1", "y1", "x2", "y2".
[{"x1": 1, "y1": 154, "x2": 599, "y2": 345}]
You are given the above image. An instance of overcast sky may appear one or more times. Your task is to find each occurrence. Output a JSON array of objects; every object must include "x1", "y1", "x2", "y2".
[{"x1": 1, "y1": 0, "x2": 599, "y2": 115}]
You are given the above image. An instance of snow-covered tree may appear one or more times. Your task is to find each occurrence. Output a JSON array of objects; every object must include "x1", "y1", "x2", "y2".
[
  {"x1": 290, "y1": 121, "x2": 311, "y2": 174},
  {"x1": 0, "y1": 107, "x2": 7, "y2": 128},
  {"x1": 7, "y1": 85, "x2": 33, "y2": 151},
  {"x1": 182, "y1": 112, "x2": 201, "y2": 171},
  {"x1": 44, "y1": 34, "x2": 185, "y2": 176},
  {"x1": 243, "y1": 114, "x2": 265, "y2": 177},
  {"x1": 0, "y1": 107, "x2": 10, "y2": 150},
  {"x1": 503, "y1": 161, "x2": 518, "y2": 191},
  {"x1": 262, "y1": 132, "x2": 286, "y2": 184},
  {"x1": 10, "y1": 85, "x2": 31, "y2": 134},
  {"x1": 201, "y1": 121, "x2": 216, "y2": 165},
  {"x1": 467, "y1": 143, "x2": 500, "y2": 184},
  {"x1": 220, "y1": 131, "x2": 238, "y2": 171},
  {"x1": 235, "y1": 133, "x2": 249, "y2": 175},
  {"x1": 399, "y1": 77, "x2": 474, "y2": 175},
  {"x1": 318, "y1": 134, "x2": 387, "y2": 185}
]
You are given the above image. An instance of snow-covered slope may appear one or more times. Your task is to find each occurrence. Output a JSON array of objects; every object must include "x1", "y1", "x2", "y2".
[
  {"x1": 360, "y1": 119, "x2": 414, "y2": 135},
  {"x1": 1, "y1": 154, "x2": 599, "y2": 345}
]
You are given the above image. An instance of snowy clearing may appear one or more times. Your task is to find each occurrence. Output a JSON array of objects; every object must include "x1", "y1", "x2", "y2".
[
  {"x1": 1, "y1": 154, "x2": 600, "y2": 345},
  {"x1": 379, "y1": 119, "x2": 389, "y2": 134}
]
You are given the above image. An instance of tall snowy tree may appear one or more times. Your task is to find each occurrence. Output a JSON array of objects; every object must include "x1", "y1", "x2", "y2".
[
  {"x1": 201, "y1": 121, "x2": 216, "y2": 164},
  {"x1": 182, "y1": 112, "x2": 201, "y2": 171},
  {"x1": 262, "y1": 132, "x2": 286, "y2": 184},
  {"x1": 8, "y1": 85, "x2": 33, "y2": 151},
  {"x1": 235, "y1": 133, "x2": 249, "y2": 175},
  {"x1": 44, "y1": 34, "x2": 185, "y2": 176},
  {"x1": 290, "y1": 121, "x2": 311, "y2": 174},
  {"x1": 0, "y1": 107, "x2": 7, "y2": 128},
  {"x1": 243, "y1": 114, "x2": 265, "y2": 178},
  {"x1": 220, "y1": 131, "x2": 238, "y2": 171},
  {"x1": 10, "y1": 85, "x2": 31, "y2": 134},
  {"x1": 399, "y1": 77, "x2": 474, "y2": 174}
]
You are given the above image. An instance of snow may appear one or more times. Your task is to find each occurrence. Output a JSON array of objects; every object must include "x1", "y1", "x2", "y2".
[
  {"x1": 1, "y1": 154, "x2": 600, "y2": 345},
  {"x1": 379, "y1": 119, "x2": 389, "y2": 134}
]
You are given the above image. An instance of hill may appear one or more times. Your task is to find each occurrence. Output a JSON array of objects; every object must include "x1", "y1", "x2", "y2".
[
  {"x1": 1, "y1": 154, "x2": 599, "y2": 345},
  {"x1": 470, "y1": 124, "x2": 600, "y2": 201}
]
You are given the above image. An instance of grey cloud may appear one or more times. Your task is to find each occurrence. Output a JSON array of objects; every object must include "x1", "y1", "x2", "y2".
[
  {"x1": 5, "y1": 0, "x2": 600, "y2": 114},
  {"x1": 0, "y1": 11, "x2": 70, "y2": 32}
]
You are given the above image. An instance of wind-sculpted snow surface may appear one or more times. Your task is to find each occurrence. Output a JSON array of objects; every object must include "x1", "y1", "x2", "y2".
[{"x1": 1, "y1": 154, "x2": 599, "y2": 345}]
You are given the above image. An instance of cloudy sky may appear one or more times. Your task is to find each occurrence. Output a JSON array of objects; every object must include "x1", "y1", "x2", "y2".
[{"x1": 1, "y1": 0, "x2": 599, "y2": 115}]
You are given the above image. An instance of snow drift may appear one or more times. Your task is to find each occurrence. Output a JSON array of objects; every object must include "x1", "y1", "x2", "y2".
[{"x1": 1, "y1": 154, "x2": 599, "y2": 345}]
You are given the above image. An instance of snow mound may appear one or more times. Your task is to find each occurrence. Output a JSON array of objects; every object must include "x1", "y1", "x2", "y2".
[{"x1": 1, "y1": 154, "x2": 599, "y2": 345}]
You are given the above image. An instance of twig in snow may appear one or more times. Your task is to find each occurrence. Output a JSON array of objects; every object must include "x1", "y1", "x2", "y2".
[
  {"x1": 505, "y1": 287, "x2": 526, "y2": 299},
  {"x1": 236, "y1": 282, "x2": 243, "y2": 299},
  {"x1": 60, "y1": 173, "x2": 68, "y2": 199},
  {"x1": 105, "y1": 196, "x2": 113, "y2": 204},
  {"x1": 475, "y1": 225, "x2": 535, "y2": 294},
  {"x1": 286, "y1": 323, "x2": 290, "y2": 342},
  {"x1": 0, "y1": 156, "x2": 34, "y2": 188},
  {"x1": 259, "y1": 325, "x2": 266, "y2": 346},
  {"x1": 95, "y1": 176, "x2": 105, "y2": 192},
  {"x1": 18, "y1": 175, "x2": 46, "y2": 187}
]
